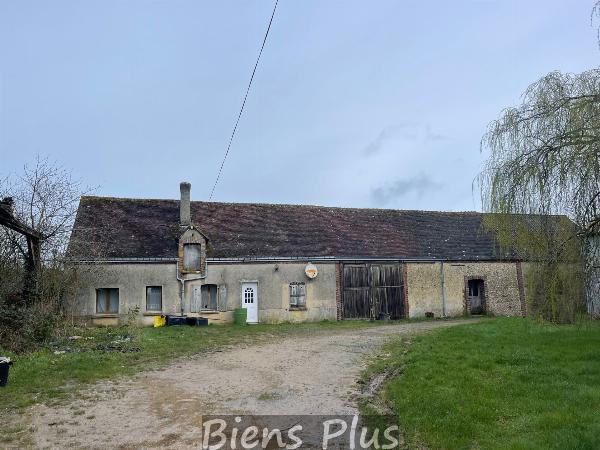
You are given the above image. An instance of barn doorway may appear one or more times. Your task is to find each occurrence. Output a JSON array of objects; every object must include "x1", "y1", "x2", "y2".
[
  {"x1": 342, "y1": 263, "x2": 405, "y2": 319},
  {"x1": 467, "y1": 279, "x2": 485, "y2": 314}
]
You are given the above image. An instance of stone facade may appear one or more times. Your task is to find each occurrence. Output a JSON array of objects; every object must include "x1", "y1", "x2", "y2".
[
  {"x1": 405, "y1": 261, "x2": 524, "y2": 318},
  {"x1": 73, "y1": 259, "x2": 525, "y2": 326},
  {"x1": 178, "y1": 227, "x2": 208, "y2": 277}
]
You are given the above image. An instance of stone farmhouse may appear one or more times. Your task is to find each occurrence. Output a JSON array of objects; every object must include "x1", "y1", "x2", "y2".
[{"x1": 67, "y1": 182, "x2": 528, "y2": 326}]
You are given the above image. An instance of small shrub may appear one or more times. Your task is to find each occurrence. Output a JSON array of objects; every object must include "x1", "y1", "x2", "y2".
[
  {"x1": 126, "y1": 305, "x2": 141, "y2": 328},
  {"x1": 0, "y1": 300, "x2": 62, "y2": 353}
]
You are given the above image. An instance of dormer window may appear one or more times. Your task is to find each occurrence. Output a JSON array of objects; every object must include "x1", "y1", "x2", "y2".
[
  {"x1": 183, "y1": 243, "x2": 202, "y2": 272},
  {"x1": 178, "y1": 227, "x2": 207, "y2": 276}
]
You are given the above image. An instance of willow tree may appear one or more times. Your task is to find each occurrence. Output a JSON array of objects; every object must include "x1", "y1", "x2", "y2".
[{"x1": 479, "y1": 68, "x2": 600, "y2": 322}]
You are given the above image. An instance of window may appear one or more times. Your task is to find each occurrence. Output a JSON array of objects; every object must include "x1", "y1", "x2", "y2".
[
  {"x1": 201, "y1": 284, "x2": 218, "y2": 311},
  {"x1": 289, "y1": 282, "x2": 306, "y2": 307},
  {"x1": 146, "y1": 286, "x2": 162, "y2": 311},
  {"x1": 244, "y1": 287, "x2": 255, "y2": 304},
  {"x1": 96, "y1": 288, "x2": 119, "y2": 314},
  {"x1": 468, "y1": 279, "x2": 482, "y2": 297},
  {"x1": 183, "y1": 244, "x2": 201, "y2": 271}
]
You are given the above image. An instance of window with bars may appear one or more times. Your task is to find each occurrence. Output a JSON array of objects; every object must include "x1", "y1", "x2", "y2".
[
  {"x1": 289, "y1": 282, "x2": 306, "y2": 307},
  {"x1": 146, "y1": 286, "x2": 162, "y2": 311},
  {"x1": 96, "y1": 288, "x2": 119, "y2": 314}
]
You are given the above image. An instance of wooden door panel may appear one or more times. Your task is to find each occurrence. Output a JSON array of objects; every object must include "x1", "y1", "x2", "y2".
[{"x1": 342, "y1": 263, "x2": 405, "y2": 319}]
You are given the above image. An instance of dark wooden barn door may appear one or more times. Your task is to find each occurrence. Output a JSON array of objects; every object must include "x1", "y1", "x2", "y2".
[{"x1": 342, "y1": 263, "x2": 405, "y2": 319}]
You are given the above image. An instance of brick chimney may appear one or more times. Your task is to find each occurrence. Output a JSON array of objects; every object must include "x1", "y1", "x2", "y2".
[{"x1": 179, "y1": 182, "x2": 191, "y2": 227}]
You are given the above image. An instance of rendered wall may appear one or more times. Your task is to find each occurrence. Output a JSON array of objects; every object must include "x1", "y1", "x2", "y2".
[
  {"x1": 73, "y1": 263, "x2": 181, "y2": 326},
  {"x1": 73, "y1": 261, "x2": 337, "y2": 325}
]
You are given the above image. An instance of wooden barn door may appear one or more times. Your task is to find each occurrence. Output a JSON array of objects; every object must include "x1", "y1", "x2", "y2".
[
  {"x1": 342, "y1": 263, "x2": 405, "y2": 319},
  {"x1": 342, "y1": 265, "x2": 372, "y2": 319}
]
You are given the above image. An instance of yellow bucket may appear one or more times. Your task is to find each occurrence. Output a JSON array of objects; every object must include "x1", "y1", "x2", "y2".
[{"x1": 153, "y1": 315, "x2": 166, "y2": 328}]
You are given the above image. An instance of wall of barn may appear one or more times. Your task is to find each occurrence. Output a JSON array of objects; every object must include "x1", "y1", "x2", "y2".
[
  {"x1": 72, "y1": 261, "x2": 337, "y2": 326},
  {"x1": 405, "y1": 261, "x2": 524, "y2": 318}
]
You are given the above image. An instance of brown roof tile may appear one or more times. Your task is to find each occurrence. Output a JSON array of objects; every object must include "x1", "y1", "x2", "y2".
[{"x1": 68, "y1": 196, "x2": 518, "y2": 261}]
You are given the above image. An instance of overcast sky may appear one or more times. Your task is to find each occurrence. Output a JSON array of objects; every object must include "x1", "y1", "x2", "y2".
[{"x1": 1, "y1": 0, "x2": 598, "y2": 211}]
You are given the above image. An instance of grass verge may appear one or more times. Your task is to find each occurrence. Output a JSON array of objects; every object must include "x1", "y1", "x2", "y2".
[{"x1": 360, "y1": 317, "x2": 600, "y2": 449}]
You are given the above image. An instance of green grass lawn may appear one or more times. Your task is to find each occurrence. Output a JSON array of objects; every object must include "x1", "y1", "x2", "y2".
[{"x1": 363, "y1": 317, "x2": 600, "y2": 450}]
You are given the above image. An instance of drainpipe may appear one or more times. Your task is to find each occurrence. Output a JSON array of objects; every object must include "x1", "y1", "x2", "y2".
[
  {"x1": 176, "y1": 267, "x2": 186, "y2": 316},
  {"x1": 440, "y1": 261, "x2": 446, "y2": 317},
  {"x1": 176, "y1": 264, "x2": 204, "y2": 316}
]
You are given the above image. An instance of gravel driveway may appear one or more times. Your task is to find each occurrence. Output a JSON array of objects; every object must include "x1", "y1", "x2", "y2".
[{"x1": 29, "y1": 319, "x2": 473, "y2": 449}]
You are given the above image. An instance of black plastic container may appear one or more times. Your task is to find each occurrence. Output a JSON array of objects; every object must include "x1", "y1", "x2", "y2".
[
  {"x1": 166, "y1": 315, "x2": 187, "y2": 326},
  {"x1": 0, "y1": 359, "x2": 12, "y2": 387},
  {"x1": 186, "y1": 317, "x2": 209, "y2": 326}
]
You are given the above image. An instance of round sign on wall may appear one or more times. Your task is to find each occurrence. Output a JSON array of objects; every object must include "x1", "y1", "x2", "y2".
[{"x1": 305, "y1": 263, "x2": 318, "y2": 279}]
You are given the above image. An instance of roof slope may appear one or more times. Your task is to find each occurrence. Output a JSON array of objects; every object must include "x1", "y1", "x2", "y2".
[{"x1": 68, "y1": 196, "x2": 515, "y2": 261}]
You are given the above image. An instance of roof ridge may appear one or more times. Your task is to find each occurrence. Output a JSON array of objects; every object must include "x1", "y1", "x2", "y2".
[
  {"x1": 79, "y1": 196, "x2": 570, "y2": 218},
  {"x1": 80, "y1": 195, "x2": 178, "y2": 202},
  {"x1": 79, "y1": 195, "x2": 484, "y2": 215}
]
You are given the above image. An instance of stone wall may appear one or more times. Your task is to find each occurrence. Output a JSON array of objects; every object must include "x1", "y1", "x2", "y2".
[
  {"x1": 73, "y1": 259, "x2": 524, "y2": 326},
  {"x1": 406, "y1": 261, "x2": 524, "y2": 318}
]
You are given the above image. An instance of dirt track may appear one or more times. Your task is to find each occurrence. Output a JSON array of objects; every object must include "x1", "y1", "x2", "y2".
[{"x1": 28, "y1": 320, "x2": 473, "y2": 449}]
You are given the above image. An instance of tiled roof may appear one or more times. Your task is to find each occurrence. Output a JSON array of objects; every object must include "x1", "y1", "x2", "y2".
[{"x1": 68, "y1": 196, "x2": 521, "y2": 261}]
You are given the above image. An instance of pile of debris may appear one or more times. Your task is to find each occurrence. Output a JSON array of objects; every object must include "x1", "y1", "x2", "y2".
[{"x1": 48, "y1": 334, "x2": 141, "y2": 354}]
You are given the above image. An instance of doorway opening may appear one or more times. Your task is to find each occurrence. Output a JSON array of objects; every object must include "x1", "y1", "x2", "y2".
[{"x1": 467, "y1": 279, "x2": 485, "y2": 314}]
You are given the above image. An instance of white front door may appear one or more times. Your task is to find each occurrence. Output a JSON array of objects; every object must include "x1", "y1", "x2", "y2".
[{"x1": 241, "y1": 282, "x2": 258, "y2": 324}]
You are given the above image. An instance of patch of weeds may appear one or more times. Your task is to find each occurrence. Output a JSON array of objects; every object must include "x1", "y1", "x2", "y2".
[{"x1": 257, "y1": 392, "x2": 280, "y2": 401}]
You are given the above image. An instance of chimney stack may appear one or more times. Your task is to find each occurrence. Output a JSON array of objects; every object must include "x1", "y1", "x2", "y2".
[
  {"x1": 179, "y1": 182, "x2": 191, "y2": 227},
  {"x1": 0, "y1": 197, "x2": 14, "y2": 214}
]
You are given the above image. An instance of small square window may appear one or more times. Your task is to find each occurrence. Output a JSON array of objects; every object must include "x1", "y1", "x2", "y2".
[
  {"x1": 96, "y1": 288, "x2": 119, "y2": 314},
  {"x1": 183, "y1": 244, "x2": 202, "y2": 271},
  {"x1": 289, "y1": 282, "x2": 306, "y2": 308},
  {"x1": 146, "y1": 286, "x2": 162, "y2": 311}
]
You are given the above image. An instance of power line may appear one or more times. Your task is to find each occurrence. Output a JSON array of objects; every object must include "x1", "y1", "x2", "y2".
[{"x1": 208, "y1": 0, "x2": 279, "y2": 201}]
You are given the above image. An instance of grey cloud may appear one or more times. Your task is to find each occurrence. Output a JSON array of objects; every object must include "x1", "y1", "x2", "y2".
[
  {"x1": 363, "y1": 124, "x2": 415, "y2": 156},
  {"x1": 371, "y1": 174, "x2": 443, "y2": 206},
  {"x1": 364, "y1": 124, "x2": 447, "y2": 156}
]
